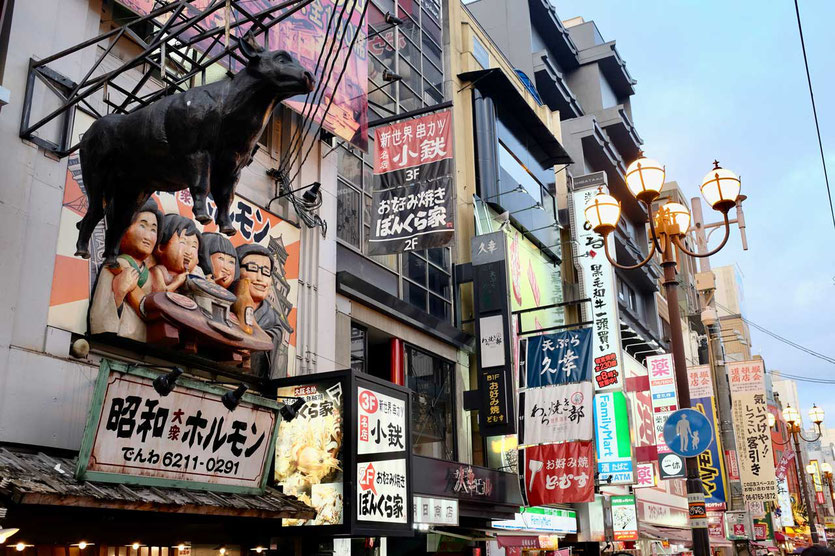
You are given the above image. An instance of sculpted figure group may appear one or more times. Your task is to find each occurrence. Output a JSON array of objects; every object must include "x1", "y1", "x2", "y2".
[{"x1": 90, "y1": 200, "x2": 287, "y2": 377}]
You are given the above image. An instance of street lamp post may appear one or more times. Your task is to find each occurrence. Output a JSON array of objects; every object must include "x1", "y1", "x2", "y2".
[
  {"x1": 778, "y1": 404, "x2": 826, "y2": 544},
  {"x1": 821, "y1": 462, "x2": 835, "y2": 518},
  {"x1": 584, "y1": 156, "x2": 743, "y2": 556}
]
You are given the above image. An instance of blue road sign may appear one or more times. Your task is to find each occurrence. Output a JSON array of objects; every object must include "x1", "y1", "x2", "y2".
[{"x1": 662, "y1": 409, "x2": 713, "y2": 458}]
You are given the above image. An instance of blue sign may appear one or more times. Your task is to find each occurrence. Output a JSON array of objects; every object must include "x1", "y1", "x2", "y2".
[
  {"x1": 526, "y1": 328, "x2": 593, "y2": 388},
  {"x1": 663, "y1": 409, "x2": 713, "y2": 458}
]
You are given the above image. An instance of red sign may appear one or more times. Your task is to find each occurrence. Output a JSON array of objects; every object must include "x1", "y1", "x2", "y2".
[
  {"x1": 754, "y1": 523, "x2": 767, "y2": 540},
  {"x1": 523, "y1": 441, "x2": 594, "y2": 505},
  {"x1": 775, "y1": 450, "x2": 795, "y2": 481},
  {"x1": 818, "y1": 491, "x2": 826, "y2": 505},
  {"x1": 708, "y1": 512, "x2": 725, "y2": 539},
  {"x1": 725, "y1": 450, "x2": 740, "y2": 480},
  {"x1": 373, "y1": 111, "x2": 452, "y2": 173}
]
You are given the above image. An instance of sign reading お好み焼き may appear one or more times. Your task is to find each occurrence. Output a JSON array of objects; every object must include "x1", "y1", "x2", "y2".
[
  {"x1": 357, "y1": 459, "x2": 408, "y2": 524},
  {"x1": 571, "y1": 181, "x2": 623, "y2": 391},
  {"x1": 77, "y1": 360, "x2": 279, "y2": 494}
]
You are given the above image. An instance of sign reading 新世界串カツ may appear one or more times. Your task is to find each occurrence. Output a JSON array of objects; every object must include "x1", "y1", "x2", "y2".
[
  {"x1": 369, "y1": 110, "x2": 454, "y2": 255},
  {"x1": 77, "y1": 360, "x2": 279, "y2": 494}
]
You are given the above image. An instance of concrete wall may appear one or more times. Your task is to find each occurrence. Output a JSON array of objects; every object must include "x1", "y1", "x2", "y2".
[
  {"x1": 464, "y1": 0, "x2": 535, "y2": 78},
  {"x1": 0, "y1": 0, "x2": 335, "y2": 450}
]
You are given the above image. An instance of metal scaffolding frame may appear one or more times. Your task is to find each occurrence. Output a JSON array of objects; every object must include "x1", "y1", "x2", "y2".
[{"x1": 19, "y1": 0, "x2": 312, "y2": 156}]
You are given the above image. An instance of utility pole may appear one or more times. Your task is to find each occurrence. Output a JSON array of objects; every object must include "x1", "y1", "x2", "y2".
[{"x1": 692, "y1": 197, "x2": 745, "y2": 513}]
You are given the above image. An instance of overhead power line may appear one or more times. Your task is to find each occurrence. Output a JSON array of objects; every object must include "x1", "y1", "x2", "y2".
[
  {"x1": 793, "y1": 0, "x2": 835, "y2": 235},
  {"x1": 714, "y1": 301, "x2": 835, "y2": 366}
]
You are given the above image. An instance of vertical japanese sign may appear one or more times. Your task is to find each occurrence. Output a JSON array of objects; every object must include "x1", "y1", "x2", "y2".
[
  {"x1": 728, "y1": 360, "x2": 777, "y2": 503},
  {"x1": 646, "y1": 353, "x2": 684, "y2": 479},
  {"x1": 78, "y1": 360, "x2": 278, "y2": 494},
  {"x1": 356, "y1": 380, "x2": 410, "y2": 525},
  {"x1": 523, "y1": 441, "x2": 595, "y2": 505},
  {"x1": 570, "y1": 181, "x2": 624, "y2": 391},
  {"x1": 519, "y1": 382, "x2": 593, "y2": 445},
  {"x1": 524, "y1": 329, "x2": 593, "y2": 387},
  {"x1": 635, "y1": 463, "x2": 656, "y2": 488},
  {"x1": 611, "y1": 495, "x2": 639, "y2": 541},
  {"x1": 687, "y1": 365, "x2": 714, "y2": 399},
  {"x1": 369, "y1": 110, "x2": 454, "y2": 254},
  {"x1": 776, "y1": 477, "x2": 795, "y2": 527},
  {"x1": 810, "y1": 460, "x2": 824, "y2": 497},
  {"x1": 593, "y1": 391, "x2": 634, "y2": 484},
  {"x1": 471, "y1": 232, "x2": 516, "y2": 435},
  {"x1": 692, "y1": 397, "x2": 728, "y2": 510},
  {"x1": 276, "y1": 379, "x2": 345, "y2": 526}
]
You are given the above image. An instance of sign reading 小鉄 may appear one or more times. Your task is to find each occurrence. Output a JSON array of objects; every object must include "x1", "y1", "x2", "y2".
[{"x1": 77, "y1": 360, "x2": 279, "y2": 494}]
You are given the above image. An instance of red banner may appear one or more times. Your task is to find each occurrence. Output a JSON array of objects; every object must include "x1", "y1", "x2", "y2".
[
  {"x1": 373, "y1": 110, "x2": 452, "y2": 173},
  {"x1": 776, "y1": 450, "x2": 795, "y2": 481},
  {"x1": 523, "y1": 441, "x2": 594, "y2": 505}
]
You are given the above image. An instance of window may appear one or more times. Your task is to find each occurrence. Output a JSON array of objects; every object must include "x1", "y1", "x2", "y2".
[
  {"x1": 498, "y1": 141, "x2": 543, "y2": 203},
  {"x1": 350, "y1": 323, "x2": 367, "y2": 373},
  {"x1": 406, "y1": 346, "x2": 455, "y2": 460},
  {"x1": 336, "y1": 0, "x2": 452, "y2": 321},
  {"x1": 618, "y1": 278, "x2": 637, "y2": 312}
]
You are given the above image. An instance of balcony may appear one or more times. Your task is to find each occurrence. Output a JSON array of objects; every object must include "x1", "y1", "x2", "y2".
[
  {"x1": 576, "y1": 41, "x2": 636, "y2": 98},
  {"x1": 528, "y1": 0, "x2": 580, "y2": 70},
  {"x1": 596, "y1": 105, "x2": 643, "y2": 163},
  {"x1": 614, "y1": 225, "x2": 660, "y2": 291},
  {"x1": 532, "y1": 50, "x2": 583, "y2": 119}
]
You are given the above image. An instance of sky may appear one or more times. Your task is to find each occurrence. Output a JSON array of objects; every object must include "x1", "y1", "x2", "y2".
[{"x1": 554, "y1": 1, "x2": 835, "y2": 426}]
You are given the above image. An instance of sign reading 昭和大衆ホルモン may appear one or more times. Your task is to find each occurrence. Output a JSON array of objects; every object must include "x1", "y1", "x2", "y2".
[
  {"x1": 77, "y1": 360, "x2": 279, "y2": 494},
  {"x1": 728, "y1": 360, "x2": 777, "y2": 503}
]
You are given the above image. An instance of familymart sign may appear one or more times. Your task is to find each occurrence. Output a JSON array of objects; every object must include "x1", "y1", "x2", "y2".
[{"x1": 493, "y1": 507, "x2": 577, "y2": 534}]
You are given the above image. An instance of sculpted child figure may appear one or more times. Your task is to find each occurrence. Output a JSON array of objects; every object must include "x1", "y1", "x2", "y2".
[
  {"x1": 198, "y1": 232, "x2": 238, "y2": 289},
  {"x1": 150, "y1": 214, "x2": 202, "y2": 293},
  {"x1": 90, "y1": 200, "x2": 163, "y2": 341}
]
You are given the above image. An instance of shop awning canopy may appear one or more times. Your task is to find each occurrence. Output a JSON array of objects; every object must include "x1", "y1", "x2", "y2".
[
  {"x1": 640, "y1": 524, "x2": 694, "y2": 545},
  {"x1": 0, "y1": 448, "x2": 314, "y2": 520}
]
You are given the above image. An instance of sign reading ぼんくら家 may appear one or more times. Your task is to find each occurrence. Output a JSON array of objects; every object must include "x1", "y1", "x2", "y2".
[{"x1": 77, "y1": 360, "x2": 279, "y2": 494}]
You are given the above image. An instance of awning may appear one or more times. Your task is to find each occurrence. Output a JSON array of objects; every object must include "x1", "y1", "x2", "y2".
[
  {"x1": 496, "y1": 534, "x2": 560, "y2": 550},
  {"x1": 458, "y1": 68, "x2": 573, "y2": 167},
  {"x1": 0, "y1": 447, "x2": 313, "y2": 520}
]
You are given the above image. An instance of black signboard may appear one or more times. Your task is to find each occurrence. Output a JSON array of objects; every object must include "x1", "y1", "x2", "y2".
[
  {"x1": 411, "y1": 455, "x2": 524, "y2": 507},
  {"x1": 269, "y1": 369, "x2": 413, "y2": 538},
  {"x1": 368, "y1": 110, "x2": 454, "y2": 254}
]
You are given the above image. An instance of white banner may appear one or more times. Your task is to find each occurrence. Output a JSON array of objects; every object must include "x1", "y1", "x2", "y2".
[
  {"x1": 520, "y1": 382, "x2": 594, "y2": 445},
  {"x1": 357, "y1": 459, "x2": 408, "y2": 523},
  {"x1": 571, "y1": 183, "x2": 624, "y2": 391},
  {"x1": 414, "y1": 496, "x2": 458, "y2": 526},
  {"x1": 358, "y1": 387, "x2": 407, "y2": 455},
  {"x1": 83, "y1": 367, "x2": 277, "y2": 490},
  {"x1": 647, "y1": 353, "x2": 678, "y2": 455},
  {"x1": 687, "y1": 364, "x2": 714, "y2": 399},
  {"x1": 776, "y1": 477, "x2": 795, "y2": 527},
  {"x1": 728, "y1": 360, "x2": 777, "y2": 503}
]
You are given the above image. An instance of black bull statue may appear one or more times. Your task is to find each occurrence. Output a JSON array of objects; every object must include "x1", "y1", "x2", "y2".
[{"x1": 75, "y1": 40, "x2": 314, "y2": 267}]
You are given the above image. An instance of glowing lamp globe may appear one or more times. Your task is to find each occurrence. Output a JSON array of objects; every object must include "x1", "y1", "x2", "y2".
[
  {"x1": 822, "y1": 462, "x2": 833, "y2": 475},
  {"x1": 700, "y1": 161, "x2": 741, "y2": 213},
  {"x1": 767, "y1": 413, "x2": 776, "y2": 428},
  {"x1": 807, "y1": 464, "x2": 817, "y2": 475},
  {"x1": 658, "y1": 202, "x2": 691, "y2": 235},
  {"x1": 783, "y1": 405, "x2": 800, "y2": 426},
  {"x1": 809, "y1": 404, "x2": 825, "y2": 425},
  {"x1": 584, "y1": 192, "x2": 621, "y2": 235},
  {"x1": 625, "y1": 156, "x2": 665, "y2": 203}
]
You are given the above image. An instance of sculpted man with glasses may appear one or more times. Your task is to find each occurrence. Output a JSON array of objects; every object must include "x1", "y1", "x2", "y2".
[{"x1": 236, "y1": 243, "x2": 283, "y2": 378}]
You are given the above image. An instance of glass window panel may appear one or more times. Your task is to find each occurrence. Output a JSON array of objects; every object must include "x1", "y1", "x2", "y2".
[
  {"x1": 428, "y1": 294, "x2": 450, "y2": 321},
  {"x1": 404, "y1": 281, "x2": 427, "y2": 311},
  {"x1": 398, "y1": 55, "x2": 422, "y2": 95},
  {"x1": 397, "y1": 2, "x2": 419, "y2": 22},
  {"x1": 407, "y1": 346, "x2": 455, "y2": 460},
  {"x1": 398, "y1": 11, "x2": 420, "y2": 43},
  {"x1": 374, "y1": 0, "x2": 395, "y2": 16},
  {"x1": 424, "y1": 83, "x2": 443, "y2": 105},
  {"x1": 428, "y1": 265, "x2": 451, "y2": 299},
  {"x1": 399, "y1": 82, "x2": 421, "y2": 112},
  {"x1": 427, "y1": 247, "x2": 449, "y2": 269},
  {"x1": 498, "y1": 141, "x2": 543, "y2": 203},
  {"x1": 350, "y1": 324, "x2": 366, "y2": 373},
  {"x1": 422, "y1": 32, "x2": 442, "y2": 71},
  {"x1": 422, "y1": 54, "x2": 443, "y2": 91},
  {"x1": 338, "y1": 147, "x2": 363, "y2": 186},
  {"x1": 401, "y1": 35, "x2": 421, "y2": 69},
  {"x1": 337, "y1": 181, "x2": 361, "y2": 247},
  {"x1": 404, "y1": 252, "x2": 427, "y2": 284},
  {"x1": 423, "y1": 5, "x2": 442, "y2": 28},
  {"x1": 423, "y1": 12, "x2": 442, "y2": 45},
  {"x1": 369, "y1": 86, "x2": 396, "y2": 115}
]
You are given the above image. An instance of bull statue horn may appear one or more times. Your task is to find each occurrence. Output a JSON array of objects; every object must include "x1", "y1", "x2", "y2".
[{"x1": 237, "y1": 31, "x2": 264, "y2": 60}]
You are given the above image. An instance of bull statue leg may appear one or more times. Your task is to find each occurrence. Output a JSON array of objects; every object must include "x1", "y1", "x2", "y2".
[
  {"x1": 186, "y1": 151, "x2": 212, "y2": 224},
  {"x1": 211, "y1": 170, "x2": 241, "y2": 237},
  {"x1": 102, "y1": 189, "x2": 151, "y2": 268},
  {"x1": 74, "y1": 152, "x2": 106, "y2": 258}
]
